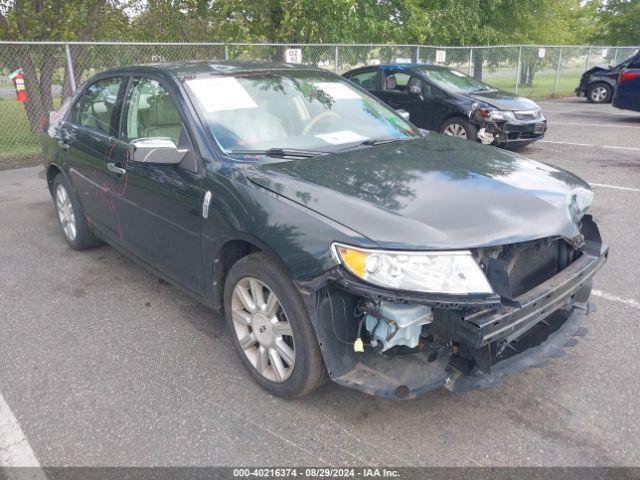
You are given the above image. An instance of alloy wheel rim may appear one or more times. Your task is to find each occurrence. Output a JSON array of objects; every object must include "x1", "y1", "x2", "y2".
[
  {"x1": 55, "y1": 184, "x2": 77, "y2": 241},
  {"x1": 591, "y1": 86, "x2": 607, "y2": 102},
  {"x1": 231, "y1": 277, "x2": 295, "y2": 383},
  {"x1": 443, "y1": 123, "x2": 468, "y2": 138}
]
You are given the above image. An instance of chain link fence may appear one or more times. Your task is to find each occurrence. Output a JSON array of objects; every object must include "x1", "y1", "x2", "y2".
[{"x1": 1, "y1": 41, "x2": 638, "y2": 161}]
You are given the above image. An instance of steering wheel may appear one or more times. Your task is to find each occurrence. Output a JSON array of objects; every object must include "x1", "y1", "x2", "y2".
[{"x1": 302, "y1": 111, "x2": 342, "y2": 135}]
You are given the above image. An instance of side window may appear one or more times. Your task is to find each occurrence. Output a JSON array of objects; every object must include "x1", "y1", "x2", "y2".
[
  {"x1": 347, "y1": 70, "x2": 378, "y2": 91},
  {"x1": 384, "y1": 72, "x2": 424, "y2": 95},
  {"x1": 630, "y1": 55, "x2": 640, "y2": 69},
  {"x1": 124, "y1": 78, "x2": 183, "y2": 145},
  {"x1": 73, "y1": 77, "x2": 123, "y2": 135}
]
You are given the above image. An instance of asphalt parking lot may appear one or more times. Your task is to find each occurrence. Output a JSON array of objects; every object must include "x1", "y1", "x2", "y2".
[{"x1": 1, "y1": 97, "x2": 639, "y2": 468}]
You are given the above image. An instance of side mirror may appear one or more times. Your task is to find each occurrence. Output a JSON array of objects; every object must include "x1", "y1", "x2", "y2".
[
  {"x1": 396, "y1": 109, "x2": 411, "y2": 120},
  {"x1": 130, "y1": 137, "x2": 187, "y2": 165}
]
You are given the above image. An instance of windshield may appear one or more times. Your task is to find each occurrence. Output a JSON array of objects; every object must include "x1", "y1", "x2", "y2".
[
  {"x1": 184, "y1": 70, "x2": 417, "y2": 156},
  {"x1": 414, "y1": 67, "x2": 494, "y2": 93}
]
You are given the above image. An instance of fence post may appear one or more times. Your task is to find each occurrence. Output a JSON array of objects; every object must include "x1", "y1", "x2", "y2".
[
  {"x1": 613, "y1": 47, "x2": 618, "y2": 64},
  {"x1": 414, "y1": 46, "x2": 420, "y2": 63},
  {"x1": 468, "y1": 47, "x2": 473, "y2": 75},
  {"x1": 552, "y1": 47, "x2": 563, "y2": 97},
  {"x1": 334, "y1": 46, "x2": 339, "y2": 73},
  {"x1": 65, "y1": 43, "x2": 76, "y2": 93},
  {"x1": 224, "y1": 44, "x2": 229, "y2": 60},
  {"x1": 584, "y1": 46, "x2": 591, "y2": 71},
  {"x1": 515, "y1": 46, "x2": 522, "y2": 94}
]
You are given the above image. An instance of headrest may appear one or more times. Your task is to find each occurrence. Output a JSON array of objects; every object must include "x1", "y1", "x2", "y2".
[
  {"x1": 386, "y1": 75, "x2": 397, "y2": 90},
  {"x1": 148, "y1": 93, "x2": 180, "y2": 127}
]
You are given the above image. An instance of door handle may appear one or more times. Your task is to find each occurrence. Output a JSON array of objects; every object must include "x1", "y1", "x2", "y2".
[
  {"x1": 106, "y1": 162, "x2": 126, "y2": 175},
  {"x1": 58, "y1": 140, "x2": 69, "y2": 150}
]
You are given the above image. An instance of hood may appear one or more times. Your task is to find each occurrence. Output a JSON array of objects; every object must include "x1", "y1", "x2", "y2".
[
  {"x1": 583, "y1": 65, "x2": 612, "y2": 76},
  {"x1": 462, "y1": 90, "x2": 540, "y2": 111},
  {"x1": 246, "y1": 135, "x2": 590, "y2": 250}
]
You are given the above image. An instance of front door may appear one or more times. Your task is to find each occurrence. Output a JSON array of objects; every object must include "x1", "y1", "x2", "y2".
[
  {"x1": 376, "y1": 71, "x2": 433, "y2": 128},
  {"x1": 62, "y1": 76, "x2": 125, "y2": 235},
  {"x1": 110, "y1": 76, "x2": 205, "y2": 295}
]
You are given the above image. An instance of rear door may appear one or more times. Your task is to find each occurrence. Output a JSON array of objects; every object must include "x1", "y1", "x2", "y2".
[
  {"x1": 109, "y1": 75, "x2": 206, "y2": 295},
  {"x1": 614, "y1": 54, "x2": 640, "y2": 112},
  {"x1": 62, "y1": 76, "x2": 126, "y2": 235}
]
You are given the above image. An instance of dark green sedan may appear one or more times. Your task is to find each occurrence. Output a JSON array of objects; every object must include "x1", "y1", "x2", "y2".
[{"x1": 40, "y1": 62, "x2": 607, "y2": 399}]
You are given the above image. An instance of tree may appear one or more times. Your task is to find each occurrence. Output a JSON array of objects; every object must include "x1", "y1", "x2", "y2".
[
  {"x1": 0, "y1": 0, "x2": 130, "y2": 130},
  {"x1": 417, "y1": 0, "x2": 591, "y2": 84},
  {"x1": 198, "y1": 0, "x2": 430, "y2": 44},
  {"x1": 590, "y1": 0, "x2": 640, "y2": 46}
]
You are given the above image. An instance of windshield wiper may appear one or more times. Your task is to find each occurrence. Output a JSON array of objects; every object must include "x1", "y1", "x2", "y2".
[
  {"x1": 337, "y1": 137, "x2": 410, "y2": 151},
  {"x1": 228, "y1": 148, "x2": 329, "y2": 159}
]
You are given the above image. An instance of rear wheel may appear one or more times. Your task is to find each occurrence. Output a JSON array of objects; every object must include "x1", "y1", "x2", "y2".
[
  {"x1": 440, "y1": 117, "x2": 477, "y2": 141},
  {"x1": 223, "y1": 253, "x2": 326, "y2": 398},
  {"x1": 52, "y1": 174, "x2": 101, "y2": 250},
  {"x1": 587, "y1": 82, "x2": 612, "y2": 103}
]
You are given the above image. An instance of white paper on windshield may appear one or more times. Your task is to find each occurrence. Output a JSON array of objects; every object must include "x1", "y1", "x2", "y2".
[
  {"x1": 451, "y1": 70, "x2": 465, "y2": 77},
  {"x1": 315, "y1": 130, "x2": 367, "y2": 145},
  {"x1": 314, "y1": 82, "x2": 360, "y2": 100},
  {"x1": 186, "y1": 77, "x2": 257, "y2": 112}
]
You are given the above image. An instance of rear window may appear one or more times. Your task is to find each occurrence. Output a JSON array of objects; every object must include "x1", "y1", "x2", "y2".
[{"x1": 71, "y1": 77, "x2": 123, "y2": 135}]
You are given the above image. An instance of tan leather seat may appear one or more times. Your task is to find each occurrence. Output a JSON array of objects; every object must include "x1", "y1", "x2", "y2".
[{"x1": 139, "y1": 93, "x2": 182, "y2": 144}]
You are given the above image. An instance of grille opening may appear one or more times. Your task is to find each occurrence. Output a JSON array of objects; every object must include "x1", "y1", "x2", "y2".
[{"x1": 482, "y1": 238, "x2": 578, "y2": 300}]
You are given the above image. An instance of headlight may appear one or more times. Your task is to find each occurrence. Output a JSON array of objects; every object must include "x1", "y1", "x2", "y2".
[
  {"x1": 479, "y1": 109, "x2": 515, "y2": 121},
  {"x1": 568, "y1": 186, "x2": 594, "y2": 223},
  {"x1": 331, "y1": 243, "x2": 494, "y2": 295}
]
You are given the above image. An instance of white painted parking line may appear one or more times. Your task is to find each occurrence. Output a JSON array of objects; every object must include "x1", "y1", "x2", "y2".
[
  {"x1": 590, "y1": 183, "x2": 640, "y2": 193},
  {"x1": 593, "y1": 290, "x2": 640, "y2": 311},
  {"x1": 540, "y1": 140, "x2": 640, "y2": 151},
  {"x1": 0, "y1": 390, "x2": 46, "y2": 478},
  {"x1": 542, "y1": 108, "x2": 640, "y2": 117},
  {"x1": 549, "y1": 121, "x2": 640, "y2": 129}
]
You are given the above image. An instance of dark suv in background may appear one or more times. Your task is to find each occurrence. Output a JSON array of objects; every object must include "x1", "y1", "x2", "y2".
[
  {"x1": 612, "y1": 52, "x2": 640, "y2": 113},
  {"x1": 343, "y1": 63, "x2": 546, "y2": 149},
  {"x1": 576, "y1": 56, "x2": 635, "y2": 104}
]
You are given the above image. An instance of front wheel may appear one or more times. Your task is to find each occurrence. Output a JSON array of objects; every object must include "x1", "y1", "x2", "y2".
[
  {"x1": 440, "y1": 117, "x2": 477, "y2": 141},
  {"x1": 587, "y1": 82, "x2": 612, "y2": 103},
  {"x1": 223, "y1": 253, "x2": 326, "y2": 398}
]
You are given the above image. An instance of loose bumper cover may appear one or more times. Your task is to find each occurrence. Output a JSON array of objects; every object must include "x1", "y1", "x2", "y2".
[{"x1": 303, "y1": 226, "x2": 607, "y2": 400}]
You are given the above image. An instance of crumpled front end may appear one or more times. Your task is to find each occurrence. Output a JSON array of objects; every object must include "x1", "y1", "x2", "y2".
[
  {"x1": 471, "y1": 108, "x2": 547, "y2": 147},
  {"x1": 297, "y1": 216, "x2": 607, "y2": 399}
]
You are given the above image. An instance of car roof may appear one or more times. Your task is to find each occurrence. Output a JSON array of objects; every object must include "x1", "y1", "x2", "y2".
[
  {"x1": 100, "y1": 61, "x2": 324, "y2": 78},
  {"x1": 345, "y1": 63, "x2": 451, "y2": 75}
]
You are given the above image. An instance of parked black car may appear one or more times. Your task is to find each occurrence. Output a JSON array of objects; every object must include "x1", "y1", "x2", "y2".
[
  {"x1": 41, "y1": 62, "x2": 606, "y2": 399},
  {"x1": 576, "y1": 56, "x2": 635, "y2": 103},
  {"x1": 613, "y1": 52, "x2": 640, "y2": 113},
  {"x1": 343, "y1": 63, "x2": 546, "y2": 149}
]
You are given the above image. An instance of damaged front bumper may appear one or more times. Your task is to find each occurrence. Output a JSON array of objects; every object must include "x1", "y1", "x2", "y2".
[
  {"x1": 473, "y1": 111, "x2": 547, "y2": 147},
  {"x1": 299, "y1": 222, "x2": 607, "y2": 400}
]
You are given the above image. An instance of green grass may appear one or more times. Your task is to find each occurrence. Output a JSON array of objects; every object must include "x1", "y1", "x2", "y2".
[
  {"x1": 0, "y1": 98, "x2": 41, "y2": 159},
  {"x1": 484, "y1": 72, "x2": 581, "y2": 100}
]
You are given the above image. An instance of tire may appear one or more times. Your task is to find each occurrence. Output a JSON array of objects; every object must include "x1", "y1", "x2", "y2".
[
  {"x1": 440, "y1": 117, "x2": 478, "y2": 142},
  {"x1": 223, "y1": 252, "x2": 326, "y2": 398},
  {"x1": 587, "y1": 82, "x2": 612, "y2": 103},
  {"x1": 52, "y1": 174, "x2": 102, "y2": 250}
]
